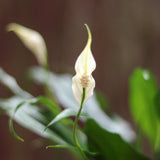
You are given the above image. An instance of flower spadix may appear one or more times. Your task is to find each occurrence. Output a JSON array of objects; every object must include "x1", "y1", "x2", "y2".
[
  {"x1": 7, "y1": 23, "x2": 47, "y2": 67},
  {"x1": 72, "y1": 24, "x2": 96, "y2": 105}
]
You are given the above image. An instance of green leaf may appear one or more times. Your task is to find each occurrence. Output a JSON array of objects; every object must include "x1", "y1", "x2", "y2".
[
  {"x1": 45, "y1": 108, "x2": 87, "y2": 130},
  {"x1": 0, "y1": 96, "x2": 76, "y2": 146},
  {"x1": 85, "y1": 119, "x2": 150, "y2": 160},
  {"x1": 154, "y1": 90, "x2": 160, "y2": 150},
  {"x1": 0, "y1": 69, "x2": 88, "y2": 149},
  {"x1": 29, "y1": 96, "x2": 74, "y2": 128},
  {"x1": 45, "y1": 108, "x2": 76, "y2": 130},
  {"x1": 8, "y1": 96, "x2": 61, "y2": 142},
  {"x1": 154, "y1": 90, "x2": 160, "y2": 119},
  {"x1": 0, "y1": 68, "x2": 31, "y2": 98},
  {"x1": 29, "y1": 67, "x2": 135, "y2": 142},
  {"x1": 28, "y1": 96, "x2": 60, "y2": 115},
  {"x1": 9, "y1": 116, "x2": 24, "y2": 142},
  {"x1": 46, "y1": 145, "x2": 77, "y2": 150},
  {"x1": 9, "y1": 101, "x2": 26, "y2": 142},
  {"x1": 129, "y1": 68, "x2": 159, "y2": 146}
]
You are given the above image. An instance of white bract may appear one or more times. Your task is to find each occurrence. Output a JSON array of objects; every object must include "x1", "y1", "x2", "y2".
[
  {"x1": 72, "y1": 24, "x2": 96, "y2": 105},
  {"x1": 7, "y1": 23, "x2": 47, "y2": 67}
]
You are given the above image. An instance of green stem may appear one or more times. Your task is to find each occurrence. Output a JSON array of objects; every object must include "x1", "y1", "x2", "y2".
[{"x1": 73, "y1": 88, "x2": 88, "y2": 160}]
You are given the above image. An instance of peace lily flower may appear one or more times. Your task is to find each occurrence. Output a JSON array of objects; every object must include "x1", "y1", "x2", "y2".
[
  {"x1": 72, "y1": 24, "x2": 96, "y2": 105},
  {"x1": 6, "y1": 23, "x2": 47, "y2": 67}
]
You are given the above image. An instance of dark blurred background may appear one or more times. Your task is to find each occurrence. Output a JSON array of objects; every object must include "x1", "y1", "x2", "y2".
[{"x1": 1, "y1": 0, "x2": 160, "y2": 159}]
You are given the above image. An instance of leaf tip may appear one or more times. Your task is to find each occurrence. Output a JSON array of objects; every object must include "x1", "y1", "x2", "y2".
[
  {"x1": 6, "y1": 23, "x2": 15, "y2": 32},
  {"x1": 84, "y1": 24, "x2": 92, "y2": 42},
  {"x1": 19, "y1": 137, "x2": 24, "y2": 142}
]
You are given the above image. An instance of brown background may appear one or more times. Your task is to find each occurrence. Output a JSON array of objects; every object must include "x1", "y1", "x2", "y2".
[{"x1": 1, "y1": 0, "x2": 160, "y2": 159}]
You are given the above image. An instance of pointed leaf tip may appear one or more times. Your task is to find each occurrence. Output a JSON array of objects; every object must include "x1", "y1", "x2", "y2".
[
  {"x1": 84, "y1": 24, "x2": 92, "y2": 43},
  {"x1": 9, "y1": 118, "x2": 24, "y2": 142}
]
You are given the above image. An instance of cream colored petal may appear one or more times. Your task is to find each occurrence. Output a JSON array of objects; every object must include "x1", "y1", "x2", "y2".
[
  {"x1": 75, "y1": 24, "x2": 96, "y2": 75},
  {"x1": 72, "y1": 74, "x2": 95, "y2": 105},
  {"x1": 7, "y1": 23, "x2": 47, "y2": 66},
  {"x1": 84, "y1": 76, "x2": 95, "y2": 103},
  {"x1": 72, "y1": 74, "x2": 83, "y2": 105},
  {"x1": 72, "y1": 24, "x2": 96, "y2": 105}
]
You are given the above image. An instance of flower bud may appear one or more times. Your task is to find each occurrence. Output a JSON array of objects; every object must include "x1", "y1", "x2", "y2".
[{"x1": 7, "y1": 23, "x2": 47, "y2": 67}]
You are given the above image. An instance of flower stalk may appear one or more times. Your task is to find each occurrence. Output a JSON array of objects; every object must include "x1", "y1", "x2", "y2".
[{"x1": 73, "y1": 88, "x2": 89, "y2": 160}]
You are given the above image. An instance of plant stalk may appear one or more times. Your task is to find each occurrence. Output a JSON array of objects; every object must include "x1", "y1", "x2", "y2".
[{"x1": 73, "y1": 88, "x2": 88, "y2": 160}]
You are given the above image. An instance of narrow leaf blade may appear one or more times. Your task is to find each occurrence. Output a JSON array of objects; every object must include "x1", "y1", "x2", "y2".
[
  {"x1": 9, "y1": 117, "x2": 24, "y2": 142},
  {"x1": 45, "y1": 108, "x2": 77, "y2": 130},
  {"x1": 0, "y1": 68, "x2": 31, "y2": 98},
  {"x1": 9, "y1": 101, "x2": 26, "y2": 142},
  {"x1": 46, "y1": 145, "x2": 77, "y2": 150}
]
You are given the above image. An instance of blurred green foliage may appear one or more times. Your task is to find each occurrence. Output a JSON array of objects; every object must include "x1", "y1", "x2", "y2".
[
  {"x1": 0, "y1": 67, "x2": 154, "y2": 160},
  {"x1": 129, "y1": 69, "x2": 160, "y2": 152}
]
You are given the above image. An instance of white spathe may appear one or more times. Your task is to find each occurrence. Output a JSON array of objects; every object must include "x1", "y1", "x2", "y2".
[
  {"x1": 7, "y1": 23, "x2": 47, "y2": 67},
  {"x1": 72, "y1": 24, "x2": 96, "y2": 105}
]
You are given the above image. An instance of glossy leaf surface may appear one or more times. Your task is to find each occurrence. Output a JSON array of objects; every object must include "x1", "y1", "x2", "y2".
[
  {"x1": 129, "y1": 68, "x2": 158, "y2": 146},
  {"x1": 85, "y1": 119, "x2": 150, "y2": 160}
]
